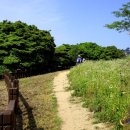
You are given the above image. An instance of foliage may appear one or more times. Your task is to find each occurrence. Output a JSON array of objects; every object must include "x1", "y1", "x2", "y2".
[
  {"x1": 0, "y1": 20, "x2": 55, "y2": 73},
  {"x1": 55, "y1": 42, "x2": 125, "y2": 68},
  {"x1": 68, "y1": 56, "x2": 130, "y2": 129},
  {"x1": 100, "y1": 46, "x2": 125, "y2": 60},
  {"x1": 105, "y1": 2, "x2": 130, "y2": 32},
  {"x1": 0, "y1": 65, "x2": 10, "y2": 75},
  {"x1": 78, "y1": 42, "x2": 103, "y2": 60},
  {"x1": 55, "y1": 44, "x2": 76, "y2": 68},
  {"x1": 0, "y1": 20, "x2": 126, "y2": 74}
]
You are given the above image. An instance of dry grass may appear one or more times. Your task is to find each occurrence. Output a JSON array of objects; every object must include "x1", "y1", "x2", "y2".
[
  {"x1": 0, "y1": 72, "x2": 61, "y2": 130},
  {"x1": 0, "y1": 79, "x2": 8, "y2": 110}
]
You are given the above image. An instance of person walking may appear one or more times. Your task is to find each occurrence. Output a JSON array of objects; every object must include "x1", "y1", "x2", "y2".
[{"x1": 76, "y1": 55, "x2": 82, "y2": 64}]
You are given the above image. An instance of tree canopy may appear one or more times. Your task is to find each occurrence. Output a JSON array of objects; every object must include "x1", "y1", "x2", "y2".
[
  {"x1": 0, "y1": 20, "x2": 126, "y2": 75},
  {"x1": 0, "y1": 20, "x2": 55, "y2": 73},
  {"x1": 105, "y1": 2, "x2": 130, "y2": 32},
  {"x1": 55, "y1": 42, "x2": 125, "y2": 67}
]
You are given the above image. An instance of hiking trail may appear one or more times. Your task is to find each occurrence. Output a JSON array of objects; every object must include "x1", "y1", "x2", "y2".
[{"x1": 53, "y1": 70, "x2": 112, "y2": 130}]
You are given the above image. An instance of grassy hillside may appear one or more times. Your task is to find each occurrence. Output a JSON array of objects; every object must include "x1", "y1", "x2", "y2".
[
  {"x1": 0, "y1": 72, "x2": 61, "y2": 130},
  {"x1": 68, "y1": 56, "x2": 130, "y2": 130}
]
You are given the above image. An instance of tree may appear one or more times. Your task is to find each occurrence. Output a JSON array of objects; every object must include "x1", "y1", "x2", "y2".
[
  {"x1": 79, "y1": 42, "x2": 103, "y2": 60},
  {"x1": 55, "y1": 44, "x2": 74, "y2": 68},
  {"x1": 100, "y1": 46, "x2": 125, "y2": 60},
  {"x1": 55, "y1": 42, "x2": 125, "y2": 68},
  {"x1": 105, "y1": 2, "x2": 130, "y2": 32},
  {"x1": 0, "y1": 20, "x2": 55, "y2": 73}
]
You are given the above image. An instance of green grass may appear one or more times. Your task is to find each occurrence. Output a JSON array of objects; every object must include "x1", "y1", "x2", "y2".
[
  {"x1": 0, "y1": 72, "x2": 61, "y2": 130},
  {"x1": 68, "y1": 56, "x2": 130, "y2": 130}
]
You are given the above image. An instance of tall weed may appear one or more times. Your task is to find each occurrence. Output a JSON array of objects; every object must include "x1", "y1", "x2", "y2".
[{"x1": 68, "y1": 57, "x2": 130, "y2": 129}]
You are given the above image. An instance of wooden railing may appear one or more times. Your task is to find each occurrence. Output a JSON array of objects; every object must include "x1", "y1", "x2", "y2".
[{"x1": 0, "y1": 73, "x2": 19, "y2": 130}]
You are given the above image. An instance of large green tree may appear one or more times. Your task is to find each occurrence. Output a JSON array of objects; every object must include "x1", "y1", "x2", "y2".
[
  {"x1": 105, "y1": 2, "x2": 130, "y2": 32},
  {"x1": 0, "y1": 20, "x2": 55, "y2": 73},
  {"x1": 78, "y1": 42, "x2": 103, "y2": 60}
]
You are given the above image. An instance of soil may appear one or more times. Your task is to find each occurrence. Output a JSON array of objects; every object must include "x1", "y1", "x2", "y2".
[{"x1": 53, "y1": 70, "x2": 112, "y2": 130}]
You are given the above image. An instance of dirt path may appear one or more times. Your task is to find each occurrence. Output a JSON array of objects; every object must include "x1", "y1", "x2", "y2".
[{"x1": 53, "y1": 70, "x2": 112, "y2": 130}]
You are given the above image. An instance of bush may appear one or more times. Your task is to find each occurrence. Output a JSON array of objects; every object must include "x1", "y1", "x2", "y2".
[{"x1": 0, "y1": 65, "x2": 10, "y2": 75}]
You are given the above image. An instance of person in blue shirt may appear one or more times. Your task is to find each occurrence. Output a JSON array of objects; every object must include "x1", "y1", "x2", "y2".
[{"x1": 76, "y1": 55, "x2": 82, "y2": 64}]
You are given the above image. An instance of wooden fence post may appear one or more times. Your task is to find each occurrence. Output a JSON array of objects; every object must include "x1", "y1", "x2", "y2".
[
  {"x1": 13, "y1": 79, "x2": 19, "y2": 111},
  {"x1": 0, "y1": 73, "x2": 19, "y2": 130},
  {"x1": 0, "y1": 111, "x2": 3, "y2": 130}
]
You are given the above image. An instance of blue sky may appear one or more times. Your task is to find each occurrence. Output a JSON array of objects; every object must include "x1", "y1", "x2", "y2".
[{"x1": 0, "y1": 0, "x2": 130, "y2": 49}]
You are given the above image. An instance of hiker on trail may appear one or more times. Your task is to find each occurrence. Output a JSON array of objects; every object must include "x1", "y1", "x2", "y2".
[
  {"x1": 76, "y1": 55, "x2": 82, "y2": 64},
  {"x1": 82, "y1": 58, "x2": 85, "y2": 62}
]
